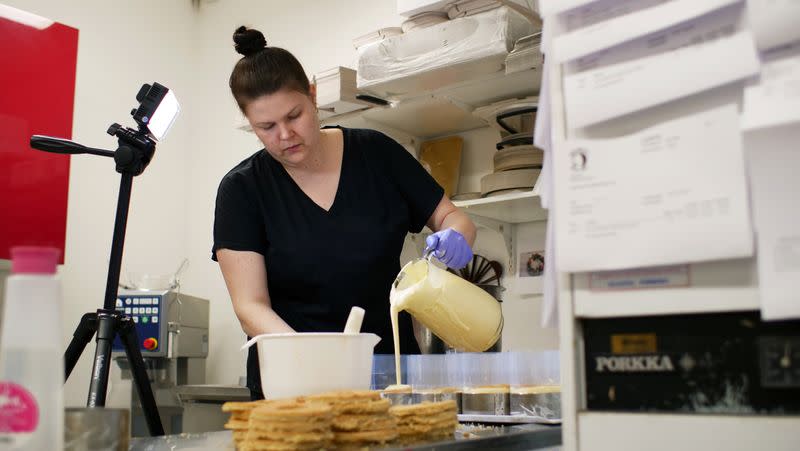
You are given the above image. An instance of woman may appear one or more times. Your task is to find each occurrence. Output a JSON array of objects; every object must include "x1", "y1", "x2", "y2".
[{"x1": 212, "y1": 26, "x2": 476, "y2": 400}]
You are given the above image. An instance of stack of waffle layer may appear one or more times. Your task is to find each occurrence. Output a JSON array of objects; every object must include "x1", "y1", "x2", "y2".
[
  {"x1": 222, "y1": 400, "x2": 271, "y2": 448},
  {"x1": 308, "y1": 390, "x2": 399, "y2": 449},
  {"x1": 238, "y1": 398, "x2": 334, "y2": 451},
  {"x1": 389, "y1": 400, "x2": 458, "y2": 445}
]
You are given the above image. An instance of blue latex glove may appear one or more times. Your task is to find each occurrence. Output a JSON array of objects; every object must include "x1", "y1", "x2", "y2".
[{"x1": 424, "y1": 228, "x2": 473, "y2": 270}]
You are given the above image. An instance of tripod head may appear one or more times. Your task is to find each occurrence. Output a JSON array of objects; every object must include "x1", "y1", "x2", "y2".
[
  {"x1": 30, "y1": 82, "x2": 179, "y2": 176},
  {"x1": 106, "y1": 122, "x2": 155, "y2": 176}
]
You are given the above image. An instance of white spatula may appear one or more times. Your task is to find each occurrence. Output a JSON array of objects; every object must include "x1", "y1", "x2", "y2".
[{"x1": 343, "y1": 306, "x2": 365, "y2": 334}]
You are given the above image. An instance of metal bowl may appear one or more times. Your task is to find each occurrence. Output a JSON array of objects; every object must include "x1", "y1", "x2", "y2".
[
  {"x1": 65, "y1": 408, "x2": 129, "y2": 451},
  {"x1": 462, "y1": 391, "x2": 510, "y2": 415}
]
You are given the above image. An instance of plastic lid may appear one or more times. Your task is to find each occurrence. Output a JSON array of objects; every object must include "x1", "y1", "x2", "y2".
[{"x1": 10, "y1": 246, "x2": 60, "y2": 275}]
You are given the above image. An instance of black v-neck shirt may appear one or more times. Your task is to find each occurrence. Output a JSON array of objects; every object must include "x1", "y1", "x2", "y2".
[{"x1": 212, "y1": 127, "x2": 443, "y2": 396}]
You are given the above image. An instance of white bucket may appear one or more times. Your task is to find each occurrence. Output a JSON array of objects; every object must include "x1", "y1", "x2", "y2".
[{"x1": 242, "y1": 332, "x2": 381, "y2": 399}]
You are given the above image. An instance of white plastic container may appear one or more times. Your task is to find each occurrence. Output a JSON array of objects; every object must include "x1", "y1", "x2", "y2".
[
  {"x1": 313, "y1": 67, "x2": 371, "y2": 118},
  {"x1": 0, "y1": 246, "x2": 63, "y2": 449},
  {"x1": 242, "y1": 333, "x2": 380, "y2": 399}
]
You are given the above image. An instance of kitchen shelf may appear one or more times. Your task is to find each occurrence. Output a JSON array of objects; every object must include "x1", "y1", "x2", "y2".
[
  {"x1": 360, "y1": 96, "x2": 487, "y2": 139},
  {"x1": 453, "y1": 189, "x2": 546, "y2": 224},
  {"x1": 452, "y1": 189, "x2": 547, "y2": 274},
  {"x1": 319, "y1": 110, "x2": 419, "y2": 147},
  {"x1": 368, "y1": 66, "x2": 540, "y2": 106},
  {"x1": 239, "y1": 63, "x2": 539, "y2": 141},
  {"x1": 322, "y1": 68, "x2": 540, "y2": 140},
  {"x1": 238, "y1": 68, "x2": 539, "y2": 144}
]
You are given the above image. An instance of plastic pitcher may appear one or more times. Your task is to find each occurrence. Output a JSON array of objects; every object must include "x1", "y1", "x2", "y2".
[{"x1": 390, "y1": 258, "x2": 503, "y2": 352}]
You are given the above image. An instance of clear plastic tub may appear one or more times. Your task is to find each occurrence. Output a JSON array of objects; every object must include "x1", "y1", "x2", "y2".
[
  {"x1": 444, "y1": 351, "x2": 466, "y2": 412},
  {"x1": 508, "y1": 350, "x2": 561, "y2": 420},
  {"x1": 461, "y1": 352, "x2": 509, "y2": 415},
  {"x1": 371, "y1": 354, "x2": 407, "y2": 390},
  {"x1": 407, "y1": 354, "x2": 459, "y2": 404},
  {"x1": 373, "y1": 355, "x2": 414, "y2": 405}
]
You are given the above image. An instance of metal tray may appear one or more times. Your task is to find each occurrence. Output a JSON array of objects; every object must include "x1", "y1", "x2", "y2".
[{"x1": 458, "y1": 414, "x2": 562, "y2": 425}]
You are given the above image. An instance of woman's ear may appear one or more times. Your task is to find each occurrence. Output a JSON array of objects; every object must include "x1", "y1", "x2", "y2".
[{"x1": 309, "y1": 83, "x2": 317, "y2": 107}]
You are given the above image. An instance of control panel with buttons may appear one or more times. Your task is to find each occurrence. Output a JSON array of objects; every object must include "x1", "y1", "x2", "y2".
[
  {"x1": 112, "y1": 292, "x2": 163, "y2": 354},
  {"x1": 111, "y1": 290, "x2": 208, "y2": 360}
]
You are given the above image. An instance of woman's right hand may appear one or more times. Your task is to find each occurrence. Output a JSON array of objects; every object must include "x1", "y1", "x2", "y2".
[{"x1": 424, "y1": 228, "x2": 473, "y2": 270}]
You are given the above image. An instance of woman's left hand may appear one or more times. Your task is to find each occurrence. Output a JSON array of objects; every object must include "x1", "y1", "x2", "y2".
[{"x1": 424, "y1": 228, "x2": 473, "y2": 270}]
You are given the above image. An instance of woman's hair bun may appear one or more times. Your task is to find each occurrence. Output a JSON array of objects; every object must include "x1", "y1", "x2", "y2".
[{"x1": 233, "y1": 26, "x2": 267, "y2": 57}]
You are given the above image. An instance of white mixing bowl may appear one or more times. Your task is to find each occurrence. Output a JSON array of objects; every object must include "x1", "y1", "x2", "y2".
[{"x1": 243, "y1": 332, "x2": 381, "y2": 399}]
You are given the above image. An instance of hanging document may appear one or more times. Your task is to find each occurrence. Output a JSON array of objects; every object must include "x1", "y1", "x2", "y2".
[
  {"x1": 554, "y1": 104, "x2": 753, "y2": 272},
  {"x1": 551, "y1": 0, "x2": 742, "y2": 64},
  {"x1": 742, "y1": 46, "x2": 800, "y2": 320},
  {"x1": 747, "y1": 0, "x2": 800, "y2": 51},
  {"x1": 562, "y1": 30, "x2": 759, "y2": 128},
  {"x1": 741, "y1": 45, "x2": 800, "y2": 131}
]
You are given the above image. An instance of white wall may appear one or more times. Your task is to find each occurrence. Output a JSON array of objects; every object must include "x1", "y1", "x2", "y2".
[
  {"x1": 2, "y1": 0, "x2": 199, "y2": 407},
  {"x1": 2, "y1": 0, "x2": 555, "y2": 406}
]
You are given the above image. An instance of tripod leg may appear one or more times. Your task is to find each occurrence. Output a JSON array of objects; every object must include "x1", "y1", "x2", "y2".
[
  {"x1": 119, "y1": 315, "x2": 165, "y2": 436},
  {"x1": 65, "y1": 312, "x2": 98, "y2": 382},
  {"x1": 87, "y1": 311, "x2": 117, "y2": 407}
]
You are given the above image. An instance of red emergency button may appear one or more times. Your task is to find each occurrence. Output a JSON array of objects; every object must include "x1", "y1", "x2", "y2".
[{"x1": 143, "y1": 338, "x2": 158, "y2": 351}]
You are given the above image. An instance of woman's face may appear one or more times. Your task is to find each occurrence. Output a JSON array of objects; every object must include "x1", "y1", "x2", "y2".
[{"x1": 244, "y1": 86, "x2": 320, "y2": 168}]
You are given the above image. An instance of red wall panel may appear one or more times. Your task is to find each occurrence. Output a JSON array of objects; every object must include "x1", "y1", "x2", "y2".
[{"x1": 0, "y1": 11, "x2": 78, "y2": 263}]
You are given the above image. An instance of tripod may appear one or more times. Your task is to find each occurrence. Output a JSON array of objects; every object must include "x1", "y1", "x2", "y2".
[{"x1": 31, "y1": 123, "x2": 165, "y2": 436}]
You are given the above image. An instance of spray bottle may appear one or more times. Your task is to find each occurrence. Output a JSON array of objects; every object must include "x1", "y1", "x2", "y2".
[{"x1": 0, "y1": 247, "x2": 63, "y2": 449}]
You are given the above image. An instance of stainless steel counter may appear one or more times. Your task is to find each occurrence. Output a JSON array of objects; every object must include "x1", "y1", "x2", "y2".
[
  {"x1": 176, "y1": 384, "x2": 251, "y2": 403},
  {"x1": 130, "y1": 423, "x2": 561, "y2": 450},
  {"x1": 175, "y1": 384, "x2": 251, "y2": 433}
]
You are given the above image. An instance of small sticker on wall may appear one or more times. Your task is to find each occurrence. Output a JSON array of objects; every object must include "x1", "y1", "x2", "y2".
[
  {"x1": 520, "y1": 251, "x2": 545, "y2": 278},
  {"x1": 518, "y1": 250, "x2": 545, "y2": 295},
  {"x1": 589, "y1": 265, "x2": 691, "y2": 291}
]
